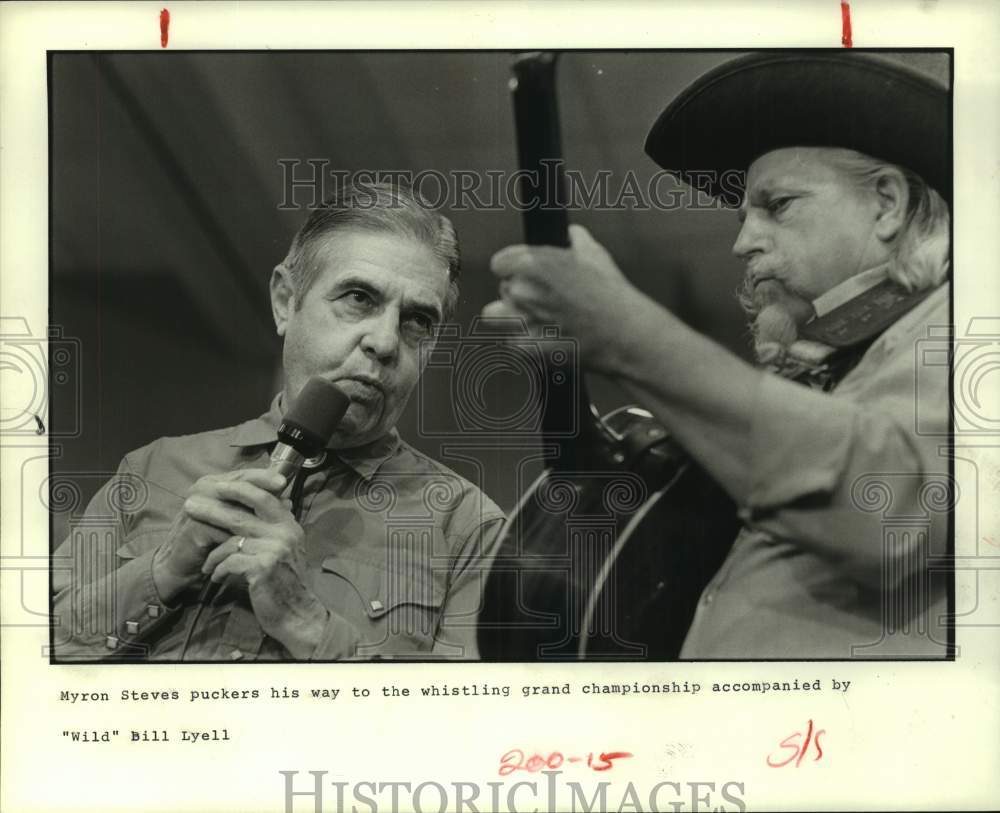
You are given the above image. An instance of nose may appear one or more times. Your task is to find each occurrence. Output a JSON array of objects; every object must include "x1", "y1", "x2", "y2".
[
  {"x1": 360, "y1": 308, "x2": 400, "y2": 363},
  {"x1": 731, "y1": 211, "x2": 768, "y2": 261}
]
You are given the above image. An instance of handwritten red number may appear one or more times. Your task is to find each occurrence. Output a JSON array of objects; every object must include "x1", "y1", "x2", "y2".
[
  {"x1": 524, "y1": 754, "x2": 545, "y2": 772},
  {"x1": 591, "y1": 751, "x2": 633, "y2": 771},
  {"x1": 498, "y1": 749, "x2": 524, "y2": 776},
  {"x1": 499, "y1": 749, "x2": 631, "y2": 775}
]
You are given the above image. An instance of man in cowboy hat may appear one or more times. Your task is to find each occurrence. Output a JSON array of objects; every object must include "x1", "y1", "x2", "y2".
[{"x1": 484, "y1": 52, "x2": 952, "y2": 658}]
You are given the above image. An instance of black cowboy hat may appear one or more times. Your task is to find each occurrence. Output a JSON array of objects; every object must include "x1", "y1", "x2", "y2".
[{"x1": 644, "y1": 51, "x2": 951, "y2": 206}]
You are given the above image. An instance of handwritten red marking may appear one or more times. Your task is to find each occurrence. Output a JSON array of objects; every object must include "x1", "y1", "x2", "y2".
[
  {"x1": 160, "y1": 8, "x2": 170, "y2": 48},
  {"x1": 840, "y1": 2, "x2": 853, "y2": 48},
  {"x1": 590, "y1": 751, "x2": 633, "y2": 771},
  {"x1": 984, "y1": 536, "x2": 998, "y2": 548},
  {"x1": 499, "y1": 749, "x2": 632, "y2": 776},
  {"x1": 767, "y1": 719, "x2": 826, "y2": 767}
]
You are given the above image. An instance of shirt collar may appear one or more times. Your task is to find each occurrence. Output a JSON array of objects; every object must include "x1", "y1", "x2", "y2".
[
  {"x1": 811, "y1": 263, "x2": 890, "y2": 318},
  {"x1": 229, "y1": 392, "x2": 401, "y2": 481}
]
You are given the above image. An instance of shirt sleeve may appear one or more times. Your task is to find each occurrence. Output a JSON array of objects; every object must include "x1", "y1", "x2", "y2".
[
  {"x1": 51, "y1": 452, "x2": 180, "y2": 660},
  {"x1": 308, "y1": 608, "x2": 368, "y2": 661},
  {"x1": 738, "y1": 318, "x2": 949, "y2": 591},
  {"x1": 431, "y1": 514, "x2": 507, "y2": 659}
]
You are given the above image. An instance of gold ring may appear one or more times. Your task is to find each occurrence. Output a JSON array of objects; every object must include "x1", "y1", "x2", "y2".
[{"x1": 236, "y1": 536, "x2": 246, "y2": 553}]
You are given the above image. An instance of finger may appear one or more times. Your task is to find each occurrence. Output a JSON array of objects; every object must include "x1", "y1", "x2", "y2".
[
  {"x1": 201, "y1": 534, "x2": 252, "y2": 575},
  {"x1": 210, "y1": 479, "x2": 290, "y2": 522},
  {"x1": 490, "y1": 245, "x2": 563, "y2": 279},
  {"x1": 568, "y1": 223, "x2": 615, "y2": 264},
  {"x1": 183, "y1": 494, "x2": 268, "y2": 538},
  {"x1": 568, "y1": 223, "x2": 596, "y2": 246},
  {"x1": 208, "y1": 552, "x2": 256, "y2": 584},
  {"x1": 481, "y1": 299, "x2": 524, "y2": 321},
  {"x1": 506, "y1": 278, "x2": 549, "y2": 307},
  {"x1": 231, "y1": 468, "x2": 287, "y2": 493},
  {"x1": 481, "y1": 301, "x2": 539, "y2": 337},
  {"x1": 197, "y1": 468, "x2": 286, "y2": 493},
  {"x1": 489, "y1": 244, "x2": 529, "y2": 278},
  {"x1": 175, "y1": 514, "x2": 230, "y2": 551}
]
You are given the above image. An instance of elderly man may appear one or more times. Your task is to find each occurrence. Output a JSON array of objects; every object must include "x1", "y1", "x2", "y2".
[
  {"x1": 485, "y1": 53, "x2": 951, "y2": 658},
  {"x1": 53, "y1": 183, "x2": 504, "y2": 661}
]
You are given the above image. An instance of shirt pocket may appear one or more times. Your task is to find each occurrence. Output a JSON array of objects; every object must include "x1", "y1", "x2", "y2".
[{"x1": 317, "y1": 554, "x2": 448, "y2": 657}]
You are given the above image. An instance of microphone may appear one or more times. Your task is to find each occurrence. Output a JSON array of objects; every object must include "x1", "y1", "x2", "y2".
[
  {"x1": 270, "y1": 376, "x2": 351, "y2": 487},
  {"x1": 195, "y1": 377, "x2": 349, "y2": 608}
]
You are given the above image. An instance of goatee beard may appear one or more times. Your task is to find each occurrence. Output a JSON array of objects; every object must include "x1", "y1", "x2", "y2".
[{"x1": 738, "y1": 278, "x2": 815, "y2": 365}]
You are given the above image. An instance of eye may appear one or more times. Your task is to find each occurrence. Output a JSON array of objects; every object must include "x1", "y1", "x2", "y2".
[
  {"x1": 766, "y1": 196, "x2": 795, "y2": 216},
  {"x1": 342, "y1": 290, "x2": 375, "y2": 308},
  {"x1": 402, "y1": 313, "x2": 434, "y2": 337}
]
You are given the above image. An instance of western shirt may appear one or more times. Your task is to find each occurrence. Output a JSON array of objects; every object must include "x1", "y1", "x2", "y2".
[
  {"x1": 681, "y1": 282, "x2": 951, "y2": 658},
  {"x1": 52, "y1": 396, "x2": 506, "y2": 661}
]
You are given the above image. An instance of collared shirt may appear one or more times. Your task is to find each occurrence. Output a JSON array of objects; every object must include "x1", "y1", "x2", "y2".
[
  {"x1": 681, "y1": 282, "x2": 951, "y2": 658},
  {"x1": 811, "y1": 262, "x2": 891, "y2": 318},
  {"x1": 52, "y1": 395, "x2": 505, "y2": 661}
]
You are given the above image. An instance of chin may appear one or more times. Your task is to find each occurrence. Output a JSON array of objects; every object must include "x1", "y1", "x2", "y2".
[
  {"x1": 747, "y1": 303, "x2": 803, "y2": 365},
  {"x1": 333, "y1": 405, "x2": 391, "y2": 447}
]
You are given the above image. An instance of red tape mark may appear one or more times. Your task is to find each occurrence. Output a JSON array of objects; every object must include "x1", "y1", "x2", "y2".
[
  {"x1": 841, "y1": 2, "x2": 853, "y2": 48},
  {"x1": 160, "y1": 8, "x2": 170, "y2": 48}
]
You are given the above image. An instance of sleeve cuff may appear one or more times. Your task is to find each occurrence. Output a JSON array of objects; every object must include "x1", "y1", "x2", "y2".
[
  {"x1": 309, "y1": 610, "x2": 363, "y2": 661},
  {"x1": 97, "y1": 549, "x2": 178, "y2": 656}
]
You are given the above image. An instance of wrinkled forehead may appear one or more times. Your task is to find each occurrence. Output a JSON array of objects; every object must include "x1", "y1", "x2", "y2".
[
  {"x1": 311, "y1": 228, "x2": 450, "y2": 305},
  {"x1": 744, "y1": 147, "x2": 843, "y2": 193}
]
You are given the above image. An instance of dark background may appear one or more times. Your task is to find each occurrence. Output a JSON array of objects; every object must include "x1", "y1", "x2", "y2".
[{"x1": 49, "y1": 50, "x2": 771, "y2": 541}]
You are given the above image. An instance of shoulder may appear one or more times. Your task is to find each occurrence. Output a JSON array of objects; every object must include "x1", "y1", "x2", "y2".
[
  {"x1": 841, "y1": 282, "x2": 950, "y2": 394},
  {"x1": 121, "y1": 422, "x2": 248, "y2": 490},
  {"x1": 379, "y1": 438, "x2": 505, "y2": 530}
]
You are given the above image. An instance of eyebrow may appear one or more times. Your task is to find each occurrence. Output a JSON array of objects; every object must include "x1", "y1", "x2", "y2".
[
  {"x1": 736, "y1": 183, "x2": 811, "y2": 223},
  {"x1": 331, "y1": 275, "x2": 443, "y2": 324}
]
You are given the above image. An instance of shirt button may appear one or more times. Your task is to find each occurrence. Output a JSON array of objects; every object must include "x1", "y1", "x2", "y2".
[
  {"x1": 703, "y1": 592, "x2": 715, "y2": 605},
  {"x1": 229, "y1": 649, "x2": 243, "y2": 661},
  {"x1": 104, "y1": 635, "x2": 119, "y2": 649},
  {"x1": 146, "y1": 604, "x2": 161, "y2": 619},
  {"x1": 370, "y1": 599, "x2": 384, "y2": 612},
  {"x1": 125, "y1": 621, "x2": 140, "y2": 635}
]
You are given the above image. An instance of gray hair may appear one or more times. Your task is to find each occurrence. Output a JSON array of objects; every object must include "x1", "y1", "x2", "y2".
[
  {"x1": 280, "y1": 181, "x2": 461, "y2": 318},
  {"x1": 821, "y1": 148, "x2": 950, "y2": 291}
]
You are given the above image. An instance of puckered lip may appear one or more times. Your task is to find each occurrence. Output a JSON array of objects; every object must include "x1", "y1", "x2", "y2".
[
  {"x1": 746, "y1": 267, "x2": 783, "y2": 289},
  {"x1": 335, "y1": 374, "x2": 386, "y2": 395}
]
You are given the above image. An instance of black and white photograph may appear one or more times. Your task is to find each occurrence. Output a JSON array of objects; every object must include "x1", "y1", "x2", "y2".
[
  {"x1": 1, "y1": 3, "x2": 998, "y2": 812},
  {"x1": 46, "y1": 47, "x2": 954, "y2": 663}
]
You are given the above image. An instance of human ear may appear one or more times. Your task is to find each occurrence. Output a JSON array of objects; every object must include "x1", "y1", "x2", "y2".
[
  {"x1": 269, "y1": 264, "x2": 296, "y2": 337},
  {"x1": 872, "y1": 168, "x2": 910, "y2": 243}
]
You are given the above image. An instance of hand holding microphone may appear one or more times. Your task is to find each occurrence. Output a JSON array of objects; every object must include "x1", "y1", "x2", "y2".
[{"x1": 151, "y1": 377, "x2": 349, "y2": 605}]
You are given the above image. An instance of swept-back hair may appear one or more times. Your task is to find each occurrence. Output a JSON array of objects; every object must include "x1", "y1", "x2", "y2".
[
  {"x1": 279, "y1": 181, "x2": 461, "y2": 318},
  {"x1": 823, "y1": 147, "x2": 950, "y2": 291}
]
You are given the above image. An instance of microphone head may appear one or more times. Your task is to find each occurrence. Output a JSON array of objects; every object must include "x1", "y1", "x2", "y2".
[{"x1": 276, "y1": 377, "x2": 351, "y2": 455}]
